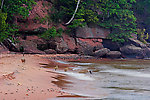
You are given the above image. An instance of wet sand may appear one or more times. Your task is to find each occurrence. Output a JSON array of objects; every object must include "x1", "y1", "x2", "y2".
[{"x1": 0, "y1": 54, "x2": 71, "y2": 100}]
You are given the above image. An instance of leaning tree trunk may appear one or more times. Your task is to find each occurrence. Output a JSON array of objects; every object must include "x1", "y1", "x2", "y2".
[
  {"x1": 0, "y1": 0, "x2": 4, "y2": 10},
  {"x1": 65, "y1": 0, "x2": 81, "y2": 25}
]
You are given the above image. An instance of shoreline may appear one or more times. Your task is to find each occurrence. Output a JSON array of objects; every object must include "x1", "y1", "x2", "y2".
[{"x1": 1, "y1": 54, "x2": 149, "y2": 99}]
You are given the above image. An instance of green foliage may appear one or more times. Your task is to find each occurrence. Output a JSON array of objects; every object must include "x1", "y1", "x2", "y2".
[
  {"x1": 0, "y1": 12, "x2": 8, "y2": 41},
  {"x1": 0, "y1": 12, "x2": 18, "y2": 42},
  {"x1": 40, "y1": 27, "x2": 62, "y2": 40},
  {"x1": 57, "y1": 28, "x2": 63, "y2": 34},
  {"x1": 137, "y1": 29, "x2": 149, "y2": 44},
  {"x1": 50, "y1": 7, "x2": 65, "y2": 23},
  {"x1": 55, "y1": 0, "x2": 137, "y2": 43},
  {"x1": 3, "y1": 0, "x2": 36, "y2": 20},
  {"x1": 133, "y1": 0, "x2": 150, "y2": 34},
  {"x1": 39, "y1": 17, "x2": 47, "y2": 24}
]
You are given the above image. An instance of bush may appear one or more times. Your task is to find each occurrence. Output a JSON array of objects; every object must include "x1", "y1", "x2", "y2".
[{"x1": 40, "y1": 27, "x2": 62, "y2": 40}]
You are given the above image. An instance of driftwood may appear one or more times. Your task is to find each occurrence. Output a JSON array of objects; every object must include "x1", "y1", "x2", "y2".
[{"x1": 2, "y1": 38, "x2": 19, "y2": 52}]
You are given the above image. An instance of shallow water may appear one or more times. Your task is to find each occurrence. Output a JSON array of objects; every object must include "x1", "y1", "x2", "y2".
[{"x1": 48, "y1": 59, "x2": 150, "y2": 100}]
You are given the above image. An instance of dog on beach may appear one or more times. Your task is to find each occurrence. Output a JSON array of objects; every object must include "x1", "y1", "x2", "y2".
[{"x1": 21, "y1": 53, "x2": 25, "y2": 63}]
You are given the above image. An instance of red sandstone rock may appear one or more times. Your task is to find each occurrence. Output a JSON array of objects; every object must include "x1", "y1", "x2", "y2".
[
  {"x1": 76, "y1": 24, "x2": 110, "y2": 39},
  {"x1": 76, "y1": 38, "x2": 103, "y2": 55},
  {"x1": 62, "y1": 34, "x2": 76, "y2": 52}
]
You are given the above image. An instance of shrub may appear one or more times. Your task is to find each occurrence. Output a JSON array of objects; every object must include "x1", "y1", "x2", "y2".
[{"x1": 40, "y1": 27, "x2": 62, "y2": 40}]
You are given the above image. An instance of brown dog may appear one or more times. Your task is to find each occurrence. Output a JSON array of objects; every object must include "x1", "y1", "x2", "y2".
[{"x1": 21, "y1": 53, "x2": 25, "y2": 63}]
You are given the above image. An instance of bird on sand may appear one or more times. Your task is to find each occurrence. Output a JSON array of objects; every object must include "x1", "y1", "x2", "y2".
[
  {"x1": 64, "y1": 68, "x2": 69, "y2": 72},
  {"x1": 21, "y1": 53, "x2": 25, "y2": 63},
  {"x1": 54, "y1": 66, "x2": 59, "y2": 71}
]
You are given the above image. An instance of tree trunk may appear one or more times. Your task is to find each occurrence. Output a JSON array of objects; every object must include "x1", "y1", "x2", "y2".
[
  {"x1": 65, "y1": 0, "x2": 81, "y2": 25},
  {"x1": 0, "y1": 0, "x2": 4, "y2": 10}
]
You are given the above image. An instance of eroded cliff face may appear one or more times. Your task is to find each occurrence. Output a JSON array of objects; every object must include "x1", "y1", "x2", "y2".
[
  {"x1": 2, "y1": 0, "x2": 150, "y2": 59},
  {"x1": 15, "y1": 1, "x2": 51, "y2": 32}
]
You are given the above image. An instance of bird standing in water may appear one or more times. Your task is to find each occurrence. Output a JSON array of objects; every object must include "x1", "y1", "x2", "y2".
[
  {"x1": 54, "y1": 66, "x2": 59, "y2": 71},
  {"x1": 21, "y1": 53, "x2": 25, "y2": 63},
  {"x1": 64, "y1": 68, "x2": 69, "y2": 72},
  {"x1": 88, "y1": 70, "x2": 92, "y2": 74}
]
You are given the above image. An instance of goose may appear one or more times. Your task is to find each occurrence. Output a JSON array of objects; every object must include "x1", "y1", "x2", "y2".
[
  {"x1": 21, "y1": 53, "x2": 25, "y2": 63},
  {"x1": 64, "y1": 68, "x2": 69, "y2": 72},
  {"x1": 54, "y1": 66, "x2": 59, "y2": 71}
]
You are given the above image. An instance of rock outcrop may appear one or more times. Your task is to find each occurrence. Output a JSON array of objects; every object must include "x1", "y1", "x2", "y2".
[
  {"x1": 76, "y1": 38, "x2": 103, "y2": 55},
  {"x1": 128, "y1": 38, "x2": 147, "y2": 48},
  {"x1": 2, "y1": 0, "x2": 150, "y2": 59},
  {"x1": 102, "y1": 39, "x2": 120, "y2": 51},
  {"x1": 94, "y1": 48, "x2": 110, "y2": 57},
  {"x1": 120, "y1": 45, "x2": 145, "y2": 58},
  {"x1": 76, "y1": 24, "x2": 110, "y2": 39}
]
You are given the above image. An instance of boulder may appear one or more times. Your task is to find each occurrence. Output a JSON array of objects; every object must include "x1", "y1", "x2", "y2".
[
  {"x1": 128, "y1": 38, "x2": 147, "y2": 48},
  {"x1": 106, "y1": 51, "x2": 121, "y2": 58},
  {"x1": 62, "y1": 34, "x2": 76, "y2": 52},
  {"x1": 44, "y1": 49, "x2": 57, "y2": 54},
  {"x1": 102, "y1": 39, "x2": 120, "y2": 51},
  {"x1": 94, "y1": 48, "x2": 110, "y2": 57},
  {"x1": 120, "y1": 45, "x2": 145, "y2": 58},
  {"x1": 76, "y1": 24, "x2": 110, "y2": 39},
  {"x1": 55, "y1": 37, "x2": 68, "y2": 53},
  {"x1": 76, "y1": 38, "x2": 103, "y2": 55},
  {"x1": 120, "y1": 45, "x2": 142, "y2": 55},
  {"x1": 142, "y1": 48, "x2": 150, "y2": 58}
]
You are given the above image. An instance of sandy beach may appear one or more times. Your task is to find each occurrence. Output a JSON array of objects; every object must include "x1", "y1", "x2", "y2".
[{"x1": 0, "y1": 54, "x2": 70, "y2": 100}]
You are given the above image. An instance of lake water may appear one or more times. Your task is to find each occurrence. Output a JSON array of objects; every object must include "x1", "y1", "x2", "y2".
[{"x1": 49, "y1": 59, "x2": 150, "y2": 100}]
